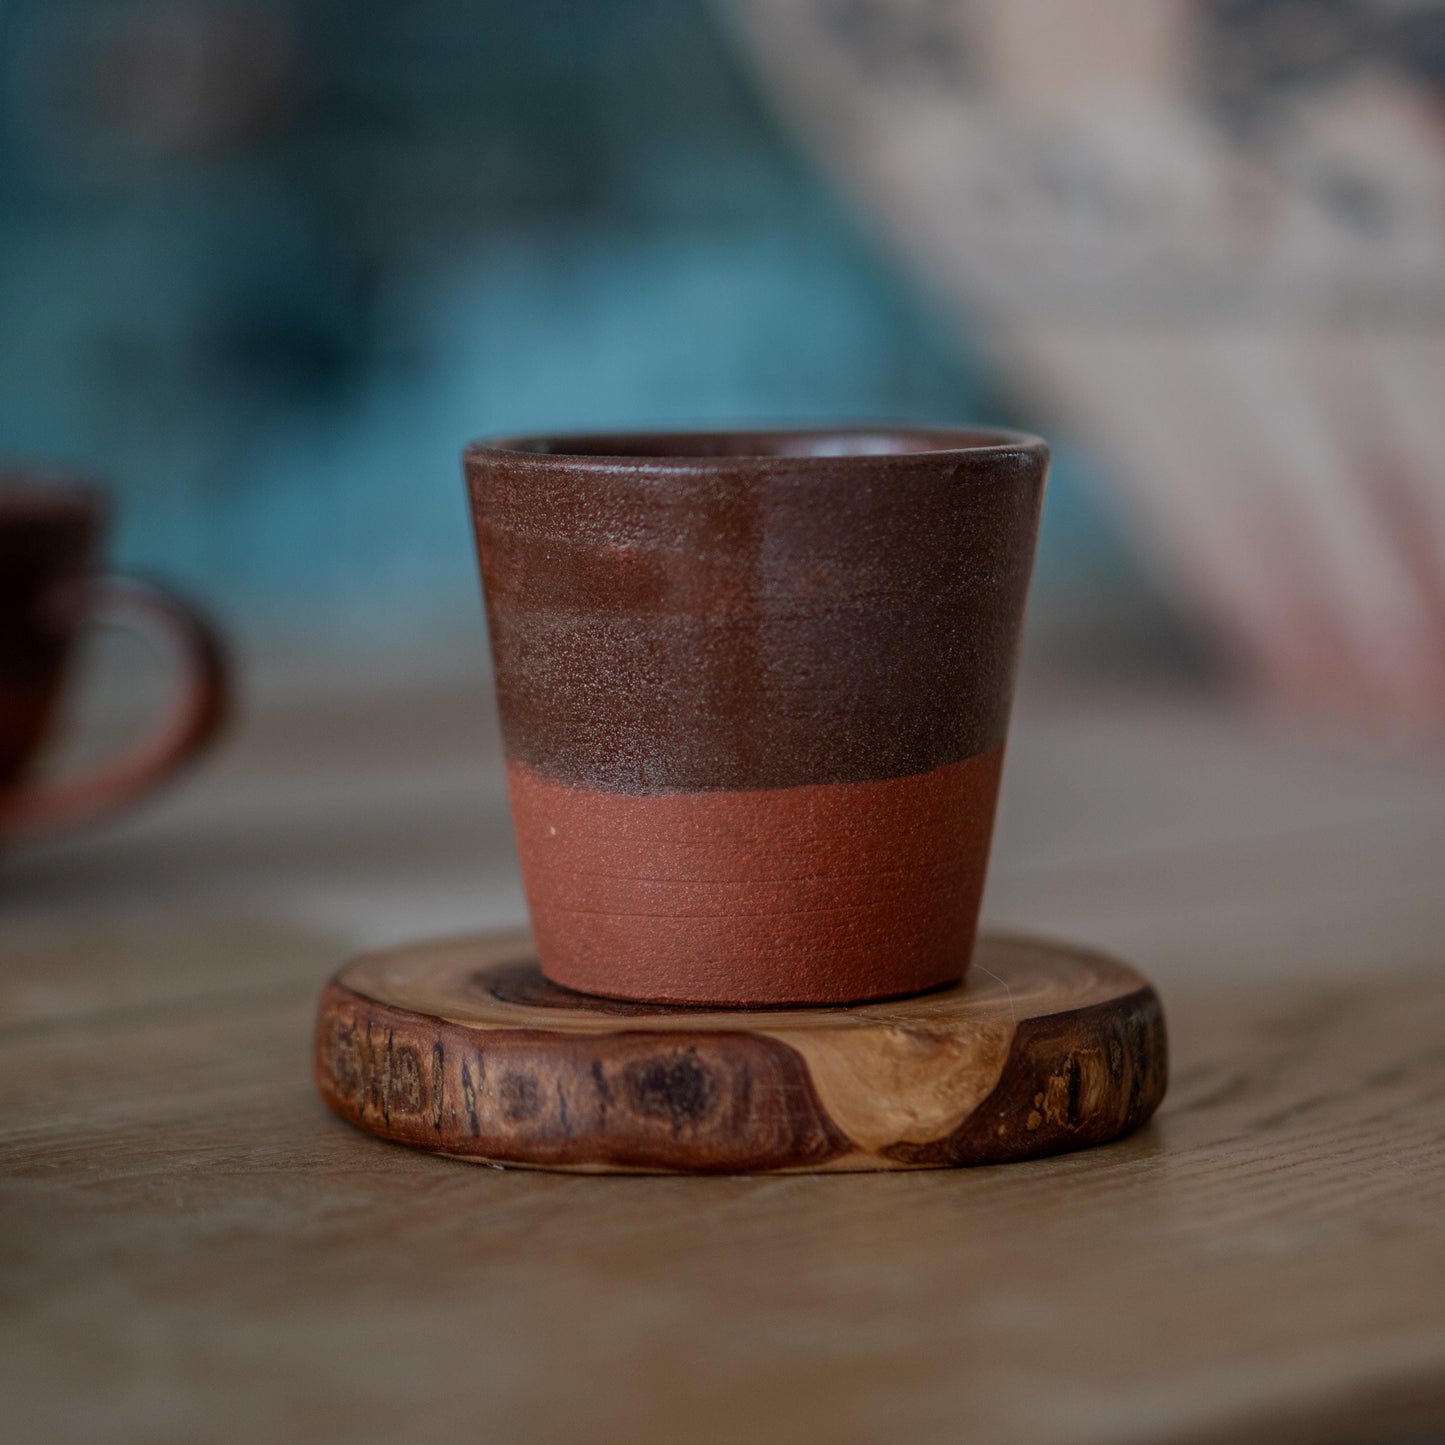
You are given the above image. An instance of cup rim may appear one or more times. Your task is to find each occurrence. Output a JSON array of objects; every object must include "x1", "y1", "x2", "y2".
[
  {"x1": 0, "y1": 468, "x2": 107, "y2": 519},
  {"x1": 465, "y1": 425, "x2": 1048, "y2": 470}
]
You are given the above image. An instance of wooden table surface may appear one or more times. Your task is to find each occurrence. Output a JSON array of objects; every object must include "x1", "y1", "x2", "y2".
[{"x1": 4, "y1": 662, "x2": 1444, "y2": 1445}]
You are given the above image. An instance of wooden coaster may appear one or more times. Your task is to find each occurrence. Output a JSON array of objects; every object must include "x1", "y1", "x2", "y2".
[{"x1": 314, "y1": 933, "x2": 1167, "y2": 1174}]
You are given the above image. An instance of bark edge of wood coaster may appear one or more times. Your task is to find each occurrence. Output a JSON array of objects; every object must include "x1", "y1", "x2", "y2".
[{"x1": 313, "y1": 932, "x2": 1168, "y2": 1174}]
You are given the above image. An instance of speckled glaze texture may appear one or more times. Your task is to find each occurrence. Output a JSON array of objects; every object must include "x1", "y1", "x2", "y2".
[{"x1": 465, "y1": 429, "x2": 1047, "y2": 1005}]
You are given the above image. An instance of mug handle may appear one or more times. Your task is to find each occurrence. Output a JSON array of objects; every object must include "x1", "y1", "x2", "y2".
[{"x1": 0, "y1": 575, "x2": 231, "y2": 839}]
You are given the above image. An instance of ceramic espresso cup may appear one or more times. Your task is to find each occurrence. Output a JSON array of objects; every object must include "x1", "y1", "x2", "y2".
[
  {"x1": 0, "y1": 474, "x2": 229, "y2": 841},
  {"x1": 465, "y1": 428, "x2": 1047, "y2": 1006}
]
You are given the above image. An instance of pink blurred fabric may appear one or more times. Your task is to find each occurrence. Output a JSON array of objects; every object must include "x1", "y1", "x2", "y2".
[{"x1": 727, "y1": 0, "x2": 1445, "y2": 731}]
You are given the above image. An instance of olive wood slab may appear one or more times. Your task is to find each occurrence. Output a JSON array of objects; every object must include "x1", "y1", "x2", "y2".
[{"x1": 314, "y1": 932, "x2": 1167, "y2": 1172}]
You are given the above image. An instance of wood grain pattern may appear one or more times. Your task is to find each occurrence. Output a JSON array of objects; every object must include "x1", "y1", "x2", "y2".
[
  {"x1": 6, "y1": 925, "x2": 1444, "y2": 1445},
  {"x1": 6, "y1": 681, "x2": 1445, "y2": 1444},
  {"x1": 313, "y1": 932, "x2": 1167, "y2": 1172}
]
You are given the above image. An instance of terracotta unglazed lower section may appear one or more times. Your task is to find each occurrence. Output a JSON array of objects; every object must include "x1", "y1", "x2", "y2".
[{"x1": 506, "y1": 747, "x2": 1004, "y2": 1006}]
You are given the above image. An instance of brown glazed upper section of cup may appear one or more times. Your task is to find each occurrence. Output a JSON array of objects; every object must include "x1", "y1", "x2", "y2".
[{"x1": 465, "y1": 428, "x2": 1048, "y2": 796}]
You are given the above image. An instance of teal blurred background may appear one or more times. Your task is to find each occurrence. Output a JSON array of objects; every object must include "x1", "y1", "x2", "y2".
[{"x1": 0, "y1": 0, "x2": 1136, "y2": 653}]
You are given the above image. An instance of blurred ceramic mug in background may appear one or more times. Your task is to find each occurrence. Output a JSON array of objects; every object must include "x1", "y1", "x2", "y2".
[{"x1": 0, "y1": 473, "x2": 230, "y2": 842}]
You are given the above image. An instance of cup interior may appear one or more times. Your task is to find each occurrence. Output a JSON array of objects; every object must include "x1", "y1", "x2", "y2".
[{"x1": 474, "y1": 427, "x2": 1043, "y2": 462}]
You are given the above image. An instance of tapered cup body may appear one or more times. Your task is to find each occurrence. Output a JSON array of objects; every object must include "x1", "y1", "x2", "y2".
[{"x1": 466, "y1": 428, "x2": 1047, "y2": 1006}]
